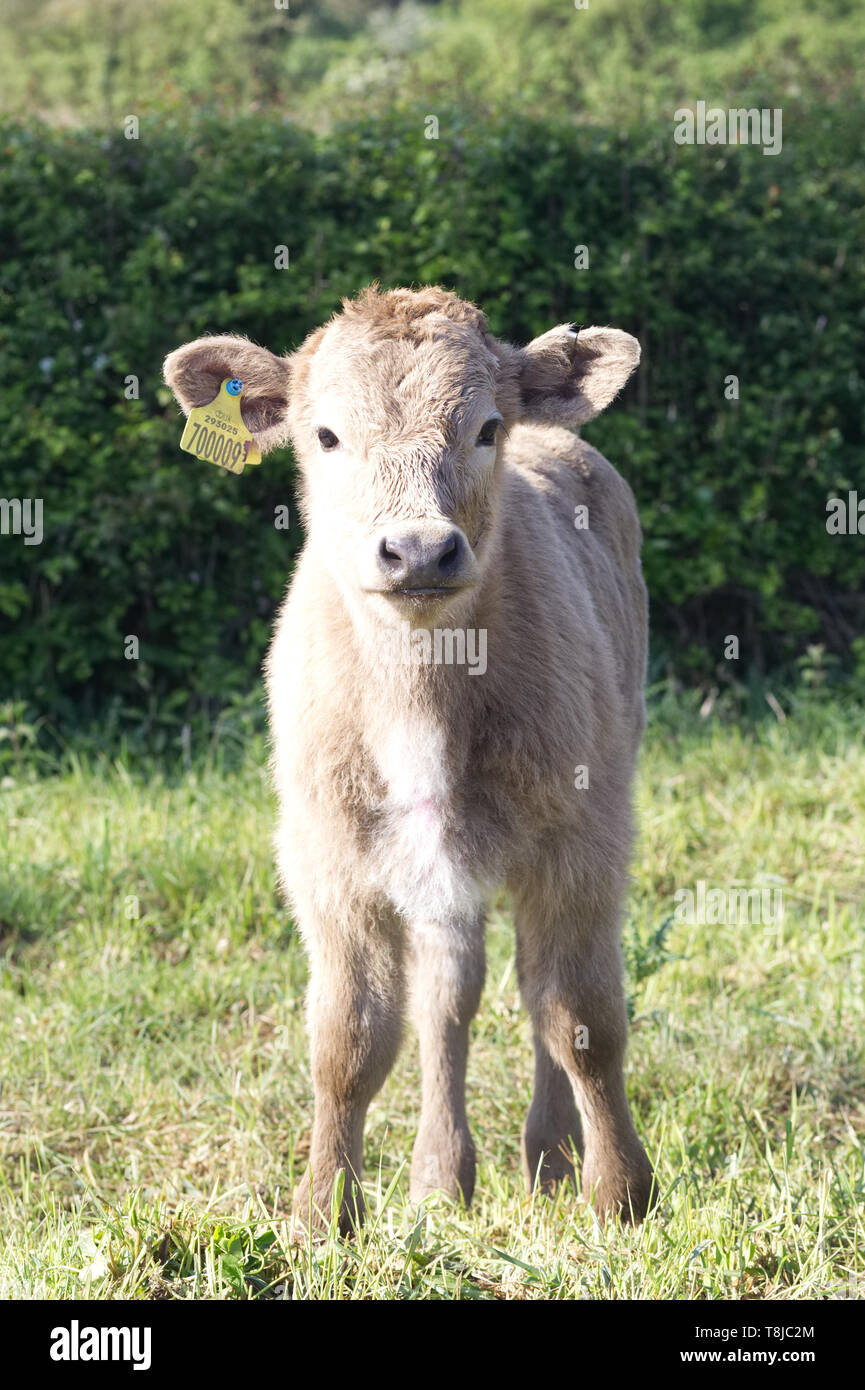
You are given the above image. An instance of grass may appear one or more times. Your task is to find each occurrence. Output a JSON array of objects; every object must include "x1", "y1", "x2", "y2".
[{"x1": 0, "y1": 686, "x2": 863, "y2": 1300}]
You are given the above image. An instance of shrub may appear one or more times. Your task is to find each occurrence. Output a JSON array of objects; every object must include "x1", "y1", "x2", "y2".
[{"x1": 1, "y1": 106, "x2": 863, "y2": 729}]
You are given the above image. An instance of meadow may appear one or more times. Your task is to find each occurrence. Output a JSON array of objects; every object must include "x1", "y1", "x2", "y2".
[{"x1": 1, "y1": 686, "x2": 862, "y2": 1300}]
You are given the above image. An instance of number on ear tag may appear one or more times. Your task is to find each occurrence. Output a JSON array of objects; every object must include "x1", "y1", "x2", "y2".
[{"x1": 179, "y1": 378, "x2": 262, "y2": 475}]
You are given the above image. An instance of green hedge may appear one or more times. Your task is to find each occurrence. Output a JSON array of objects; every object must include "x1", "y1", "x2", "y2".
[{"x1": 1, "y1": 106, "x2": 864, "y2": 729}]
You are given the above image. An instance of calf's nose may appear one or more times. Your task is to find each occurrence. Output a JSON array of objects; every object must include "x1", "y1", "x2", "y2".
[{"x1": 375, "y1": 524, "x2": 469, "y2": 590}]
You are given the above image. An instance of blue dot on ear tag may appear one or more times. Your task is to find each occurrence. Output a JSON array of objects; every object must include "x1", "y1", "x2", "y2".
[{"x1": 226, "y1": 378, "x2": 243, "y2": 396}]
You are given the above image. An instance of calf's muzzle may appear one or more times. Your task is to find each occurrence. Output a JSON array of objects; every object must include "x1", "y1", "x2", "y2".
[{"x1": 372, "y1": 523, "x2": 473, "y2": 594}]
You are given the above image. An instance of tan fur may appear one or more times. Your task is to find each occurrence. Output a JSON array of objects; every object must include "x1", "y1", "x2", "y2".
[{"x1": 164, "y1": 285, "x2": 655, "y2": 1233}]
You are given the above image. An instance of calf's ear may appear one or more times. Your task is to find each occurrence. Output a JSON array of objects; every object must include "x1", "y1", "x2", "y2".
[
  {"x1": 163, "y1": 334, "x2": 292, "y2": 453},
  {"x1": 517, "y1": 324, "x2": 640, "y2": 427}
]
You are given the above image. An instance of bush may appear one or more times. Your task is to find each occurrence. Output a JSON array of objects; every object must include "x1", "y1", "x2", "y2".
[{"x1": 1, "y1": 105, "x2": 864, "y2": 730}]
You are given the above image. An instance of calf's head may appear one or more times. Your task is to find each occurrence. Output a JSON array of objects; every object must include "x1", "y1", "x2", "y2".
[{"x1": 164, "y1": 286, "x2": 639, "y2": 626}]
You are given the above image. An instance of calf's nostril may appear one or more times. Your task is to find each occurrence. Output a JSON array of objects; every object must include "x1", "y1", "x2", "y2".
[
  {"x1": 379, "y1": 536, "x2": 405, "y2": 571},
  {"x1": 437, "y1": 537, "x2": 459, "y2": 574}
]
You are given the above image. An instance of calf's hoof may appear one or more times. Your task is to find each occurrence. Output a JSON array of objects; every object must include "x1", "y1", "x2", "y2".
[
  {"x1": 410, "y1": 1129, "x2": 476, "y2": 1207},
  {"x1": 581, "y1": 1141, "x2": 656, "y2": 1226},
  {"x1": 291, "y1": 1165, "x2": 366, "y2": 1238},
  {"x1": 521, "y1": 1125, "x2": 580, "y2": 1195}
]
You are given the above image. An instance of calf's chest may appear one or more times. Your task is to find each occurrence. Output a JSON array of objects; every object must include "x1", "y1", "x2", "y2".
[{"x1": 367, "y1": 717, "x2": 488, "y2": 925}]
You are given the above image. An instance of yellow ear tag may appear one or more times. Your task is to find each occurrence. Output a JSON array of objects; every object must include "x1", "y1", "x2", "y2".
[{"x1": 180, "y1": 378, "x2": 262, "y2": 475}]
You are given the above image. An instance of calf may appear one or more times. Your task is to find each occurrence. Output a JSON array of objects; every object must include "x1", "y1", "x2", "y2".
[{"x1": 164, "y1": 286, "x2": 654, "y2": 1231}]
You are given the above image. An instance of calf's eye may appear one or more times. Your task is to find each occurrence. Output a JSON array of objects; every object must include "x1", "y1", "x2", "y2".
[
  {"x1": 476, "y1": 417, "x2": 501, "y2": 447},
  {"x1": 317, "y1": 427, "x2": 340, "y2": 451}
]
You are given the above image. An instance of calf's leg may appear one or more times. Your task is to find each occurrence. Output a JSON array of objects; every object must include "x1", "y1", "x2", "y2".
[
  {"x1": 521, "y1": 1030, "x2": 583, "y2": 1192},
  {"x1": 408, "y1": 914, "x2": 485, "y2": 1206},
  {"x1": 515, "y1": 888, "x2": 654, "y2": 1224},
  {"x1": 293, "y1": 901, "x2": 404, "y2": 1235}
]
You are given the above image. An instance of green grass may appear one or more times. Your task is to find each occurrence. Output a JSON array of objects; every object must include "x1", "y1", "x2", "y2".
[{"x1": 1, "y1": 688, "x2": 863, "y2": 1299}]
